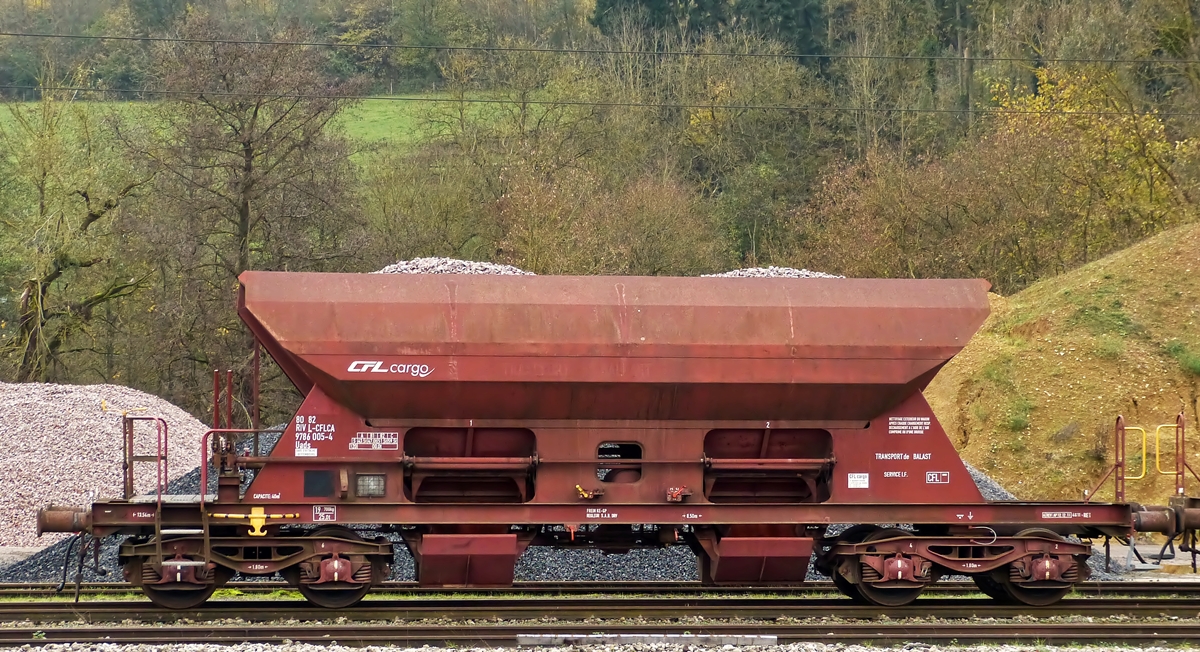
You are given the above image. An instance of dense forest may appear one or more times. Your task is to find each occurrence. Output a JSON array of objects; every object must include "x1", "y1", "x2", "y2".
[{"x1": 1, "y1": 0, "x2": 1198, "y2": 423}]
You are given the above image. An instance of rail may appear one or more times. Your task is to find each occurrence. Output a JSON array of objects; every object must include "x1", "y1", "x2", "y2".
[
  {"x1": 2, "y1": 595, "x2": 1200, "y2": 620},
  {"x1": 4, "y1": 598, "x2": 1200, "y2": 645}
]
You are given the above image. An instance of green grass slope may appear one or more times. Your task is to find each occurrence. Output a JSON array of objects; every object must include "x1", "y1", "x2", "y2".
[
  {"x1": 926, "y1": 221, "x2": 1200, "y2": 504},
  {"x1": 3, "y1": 97, "x2": 434, "y2": 150}
]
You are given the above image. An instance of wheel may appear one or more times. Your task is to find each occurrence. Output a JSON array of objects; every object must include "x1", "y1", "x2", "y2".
[
  {"x1": 140, "y1": 563, "x2": 233, "y2": 609},
  {"x1": 972, "y1": 573, "x2": 1013, "y2": 602},
  {"x1": 831, "y1": 568, "x2": 867, "y2": 603},
  {"x1": 824, "y1": 525, "x2": 878, "y2": 602},
  {"x1": 299, "y1": 579, "x2": 371, "y2": 609},
  {"x1": 856, "y1": 528, "x2": 926, "y2": 607},
  {"x1": 143, "y1": 583, "x2": 216, "y2": 609},
  {"x1": 999, "y1": 528, "x2": 1074, "y2": 606},
  {"x1": 1001, "y1": 578, "x2": 1072, "y2": 606},
  {"x1": 289, "y1": 526, "x2": 373, "y2": 609}
]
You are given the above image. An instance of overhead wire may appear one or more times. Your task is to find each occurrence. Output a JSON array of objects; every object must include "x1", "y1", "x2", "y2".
[
  {"x1": 2, "y1": 84, "x2": 1195, "y2": 118},
  {"x1": 1, "y1": 31, "x2": 1199, "y2": 65}
]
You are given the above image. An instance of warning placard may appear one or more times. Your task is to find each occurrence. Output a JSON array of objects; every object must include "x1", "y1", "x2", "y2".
[{"x1": 847, "y1": 473, "x2": 870, "y2": 489}]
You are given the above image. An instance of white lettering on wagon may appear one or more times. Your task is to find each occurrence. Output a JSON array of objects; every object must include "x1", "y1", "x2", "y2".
[
  {"x1": 347, "y1": 361, "x2": 435, "y2": 377},
  {"x1": 294, "y1": 415, "x2": 334, "y2": 457},
  {"x1": 586, "y1": 508, "x2": 618, "y2": 519},
  {"x1": 349, "y1": 431, "x2": 399, "y2": 451},
  {"x1": 314, "y1": 506, "x2": 337, "y2": 522},
  {"x1": 252, "y1": 493, "x2": 280, "y2": 500},
  {"x1": 874, "y1": 452, "x2": 931, "y2": 460},
  {"x1": 1041, "y1": 511, "x2": 1092, "y2": 520},
  {"x1": 888, "y1": 416, "x2": 931, "y2": 434}
]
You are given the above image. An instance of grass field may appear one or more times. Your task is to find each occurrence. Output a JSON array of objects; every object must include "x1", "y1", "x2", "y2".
[
  {"x1": 338, "y1": 97, "x2": 440, "y2": 146},
  {"x1": 1, "y1": 95, "x2": 464, "y2": 150}
]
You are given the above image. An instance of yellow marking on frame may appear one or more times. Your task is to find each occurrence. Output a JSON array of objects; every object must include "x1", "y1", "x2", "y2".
[{"x1": 208, "y1": 510, "x2": 300, "y2": 537}]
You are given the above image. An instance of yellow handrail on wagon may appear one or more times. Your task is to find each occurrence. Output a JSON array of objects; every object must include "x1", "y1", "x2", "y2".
[
  {"x1": 1154, "y1": 423, "x2": 1180, "y2": 475},
  {"x1": 1123, "y1": 426, "x2": 1147, "y2": 480}
]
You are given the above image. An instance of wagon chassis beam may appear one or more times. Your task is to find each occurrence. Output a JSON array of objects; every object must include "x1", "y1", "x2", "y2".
[
  {"x1": 119, "y1": 536, "x2": 394, "y2": 578},
  {"x1": 823, "y1": 534, "x2": 1090, "y2": 577}
]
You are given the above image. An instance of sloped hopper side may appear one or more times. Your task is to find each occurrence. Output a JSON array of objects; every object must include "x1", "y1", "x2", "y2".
[{"x1": 238, "y1": 272, "x2": 990, "y2": 423}]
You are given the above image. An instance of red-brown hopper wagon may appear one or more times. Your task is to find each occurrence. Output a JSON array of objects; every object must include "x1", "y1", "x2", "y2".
[{"x1": 38, "y1": 271, "x2": 1200, "y2": 609}]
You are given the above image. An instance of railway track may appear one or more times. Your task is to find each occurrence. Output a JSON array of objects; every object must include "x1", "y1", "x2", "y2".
[
  {"x1": 6, "y1": 578, "x2": 1200, "y2": 597},
  {"x1": 4, "y1": 621, "x2": 1200, "y2": 646},
  {"x1": 2, "y1": 587, "x2": 1199, "y2": 645},
  {"x1": 1, "y1": 595, "x2": 1198, "y2": 623}
]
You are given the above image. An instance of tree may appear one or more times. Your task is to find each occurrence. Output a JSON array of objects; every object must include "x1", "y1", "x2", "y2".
[
  {"x1": 131, "y1": 12, "x2": 365, "y2": 284},
  {"x1": 592, "y1": 0, "x2": 731, "y2": 37},
  {"x1": 733, "y1": 0, "x2": 823, "y2": 55},
  {"x1": 0, "y1": 79, "x2": 149, "y2": 382},
  {"x1": 787, "y1": 67, "x2": 1199, "y2": 292},
  {"x1": 119, "y1": 11, "x2": 366, "y2": 417},
  {"x1": 592, "y1": 0, "x2": 678, "y2": 35},
  {"x1": 126, "y1": 0, "x2": 188, "y2": 31}
]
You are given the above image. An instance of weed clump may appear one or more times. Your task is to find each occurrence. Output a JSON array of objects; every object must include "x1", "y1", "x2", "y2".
[{"x1": 1164, "y1": 340, "x2": 1200, "y2": 376}]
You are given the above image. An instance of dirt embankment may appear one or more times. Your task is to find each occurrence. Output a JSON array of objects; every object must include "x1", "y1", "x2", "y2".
[{"x1": 926, "y1": 222, "x2": 1200, "y2": 504}]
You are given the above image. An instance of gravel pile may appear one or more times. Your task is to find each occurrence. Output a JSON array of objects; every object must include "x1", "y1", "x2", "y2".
[
  {"x1": 0, "y1": 462, "x2": 223, "y2": 582},
  {"x1": 964, "y1": 463, "x2": 1017, "y2": 501},
  {"x1": 702, "y1": 266, "x2": 844, "y2": 278},
  {"x1": 516, "y1": 546, "x2": 698, "y2": 581},
  {"x1": 374, "y1": 257, "x2": 534, "y2": 275},
  {"x1": 0, "y1": 382, "x2": 209, "y2": 548},
  {"x1": 0, "y1": 429, "x2": 285, "y2": 583}
]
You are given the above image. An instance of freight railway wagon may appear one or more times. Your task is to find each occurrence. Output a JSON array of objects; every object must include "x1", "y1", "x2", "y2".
[{"x1": 38, "y1": 272, "x2": 1200, "y2": 609}]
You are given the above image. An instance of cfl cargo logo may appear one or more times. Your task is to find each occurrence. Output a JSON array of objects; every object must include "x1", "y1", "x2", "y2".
[{"x1": 346, "y1": 360, "x2": 434, "y2": 378}]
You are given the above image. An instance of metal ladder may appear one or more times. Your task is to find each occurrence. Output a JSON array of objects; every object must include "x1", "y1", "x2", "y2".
[{"x1": 123, "y1": 415, "x2": 207, "y2": 573}]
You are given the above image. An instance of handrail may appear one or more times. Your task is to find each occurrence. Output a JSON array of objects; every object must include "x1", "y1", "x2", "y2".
[
  {"x1": 1123, "y1": 426, "x2": 1148, "y2": 480},
  {"x1": 704, "y1": 456, "x2": 834, "y2": 470},
  {"x1": 402, "y1": 455, "x2": 537, "y2": 472},
  {"x1": 1155, "y1": 423, "x2": 1180, "y2": 476},
  {"x1": 199, "y1": 428, "x2": 271, "y2": 508},
  {"x1": 1090, "y1": 412, "x2": 1190, "y2": 503}
]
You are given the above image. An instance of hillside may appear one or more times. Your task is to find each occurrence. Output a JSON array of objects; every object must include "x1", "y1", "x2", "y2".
[{"x1": 926, "y1": 222, "x2": 1200, "y2": 504}]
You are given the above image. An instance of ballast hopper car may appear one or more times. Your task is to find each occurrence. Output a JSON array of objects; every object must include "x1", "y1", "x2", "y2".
[{"x1": 38, "y1": 271, "x2": 1200, "y2": 609}]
